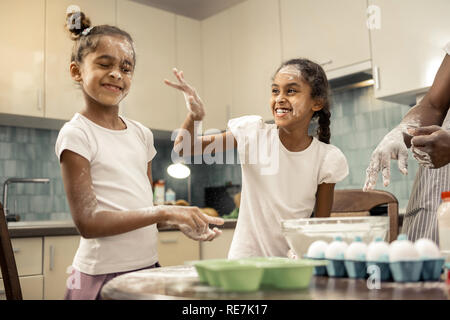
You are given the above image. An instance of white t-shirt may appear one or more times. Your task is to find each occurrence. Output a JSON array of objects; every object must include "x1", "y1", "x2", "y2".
[
  {"x1": 55, "y1": 113, "x2": 158, "y2": 275},
  {"x1": 227, "y1": 115, "x2": 349, "y2": 259}
]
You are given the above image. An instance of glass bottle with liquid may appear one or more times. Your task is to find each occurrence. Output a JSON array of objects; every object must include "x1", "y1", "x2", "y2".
[
  {"x1": 437, "y1": 191, "x2": 450, "y2": 262},
  {"x1": 153, "y1": 180, "x2": 165, "y2": 205}
]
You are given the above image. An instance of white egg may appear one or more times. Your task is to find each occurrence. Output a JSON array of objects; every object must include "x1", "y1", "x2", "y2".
[
  {"x1": 345, "y1": 239, "x2": 368, "y2": 261},
  {"x1": 366, "y1": 239, "x2": 390, "y2": 262},
  {"x1": 307, "y1": 240, "x2": 328, "y2": 259},
  {"x1": 414, "y1": 238, "x2": 441, "y2": 259},
  {"x1": 389, "y1": 234, "x2": 420, "y2": 262},
  {"x1": 325, "y1": 237, "x2": 348, "y2": 260}
]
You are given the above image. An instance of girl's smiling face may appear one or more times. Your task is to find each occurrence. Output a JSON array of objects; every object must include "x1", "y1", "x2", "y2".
[
  {"x1": 270, "y1": 66, "x2": 323, "y2": 129},
  {"x1": 71, "y1": 35, "x2": 135, "y2": 107}
]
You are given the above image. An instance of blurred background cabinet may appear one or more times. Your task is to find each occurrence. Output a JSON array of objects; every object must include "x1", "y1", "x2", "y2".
[
  {"x1": 200, "y1": 228, "x2": 234, "y2": 260},
  {"x1": 201, "y1": 9, "x2": 233, "y2": 132},
  {"x1": 157, "y1": 231, "x2": 200, "y2": 266},
  {"x1": 0, "y1": 237, "x2": 43, "y2": 300},
  {"x1": 201, "y1": 0, "x2": 283, "y2": 129},
  {"x1": 0, "y1": 0, "x2": 45, "y2": 118},
  {"x1": 229, "y1": 0, "x2": 282, "y2": 122},
  {"x1": 175, "y1": 15, "x2": 203, "y2": 127},
  {"x1": 157, "y1": 229, "x2": 235, "y2": 265},
  {"x1": 43, "y1": 235, "x2": 80, "y2": 299},
  {"x1": 117, "y1": 0, "x2": 178, "y2": 131},
  {"x1": 280, "y1": 0, "x2": 371, "y2": 77},
  {"x1": 0, "y1": 275, "x2": 44, "y2": 300},
  {"x1": 369, "y1": 0, "x2": 450, "y2": 105}
]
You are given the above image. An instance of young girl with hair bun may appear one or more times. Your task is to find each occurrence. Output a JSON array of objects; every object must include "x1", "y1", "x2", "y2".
[
  {"x1": 56, "y1": 10, "x2": 223, "y2": 300},
  {"x1": 166, "y1": 58, "x2": 348, "y2": 259}
]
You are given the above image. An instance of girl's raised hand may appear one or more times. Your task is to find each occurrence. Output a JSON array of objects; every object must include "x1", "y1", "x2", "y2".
[{"x1": 164, "y1": 68, "x2": 205, "y2": 121}]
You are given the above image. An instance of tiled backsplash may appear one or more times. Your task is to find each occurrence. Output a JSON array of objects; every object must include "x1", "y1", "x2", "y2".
[
  {"x1": 0, "y1": 85, "x2": 418, "y2": 221},
  {"x1": 329, "y1": 85, "x2": 418, "y2": 212},
  {"x1": 0, "y1": 125, "x2": 241, "y2": 221},
  {"x1": 0, "y1": 126, "x2": 70, "y2": 221}
]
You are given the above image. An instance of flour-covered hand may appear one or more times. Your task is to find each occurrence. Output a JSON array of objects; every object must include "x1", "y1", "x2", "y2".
[
  {"x1": 164, "y1": 68, "x2": 205, "y2": 120},
  {"x1": 363, "y1": 124, "x2": 411, "y2": 191},
  {"x1": 179, "y1": 225, "x2": 222, "y2": 241},
  {"x1": 164, "y1": 205, "x2": 224, "y2": 241}
]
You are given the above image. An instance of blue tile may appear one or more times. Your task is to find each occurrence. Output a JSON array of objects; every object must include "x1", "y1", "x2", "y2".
[
  {"x1": 4, "y1": 160, "x2": 17, "y2": 176},
  {"x1": 0, "y1": 142, "x2": 13, "y2": 160},
  {"x1": 14, "y1": 127, "x2": 30, "y2": 143},
  {"x1": 0, "y1": 126, "x2": 13, "y2": 142},
  {"x1": 16, "y1": 195, "x2": 30, "y2": 214},
  {"x1": 331, "y1": 102, "x2": 343, "y2": 119},
  {"x1": 22, "y1": 213, "x2": 37, "y2": 221}
]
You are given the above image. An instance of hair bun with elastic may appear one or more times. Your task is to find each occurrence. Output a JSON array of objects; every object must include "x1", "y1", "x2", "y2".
[{"x1": 65, "y1": 10, "x2": 92, "y2": 40}]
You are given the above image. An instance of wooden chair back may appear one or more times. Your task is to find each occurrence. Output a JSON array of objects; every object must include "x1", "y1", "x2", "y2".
[
  {"x1": 331, "y1": 189, "x2": 399, "y2": 242},
  {"x1": 0, "y1": 202, "x2": 22, "y2": 300}
]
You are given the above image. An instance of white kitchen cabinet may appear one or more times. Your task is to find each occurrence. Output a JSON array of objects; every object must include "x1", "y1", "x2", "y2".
[
  {"x1": 229, "y1": 0, "x2": 282, "y2": 122},
  {"x1": 19, "y1": 275, "x2": 44, "y2": 300},
  {"x1": 43, "y1": 235, "x2": 80, "y2": 300},
  {"x1": 200, "y1": 228, "x2": 235, "y2": 260},
  {"x1": 157, "y1": 231, "x2": 200, "y2": 266},
  {"x1": 10, "y1": 237, "x2": 43, "y2": 277},
  {"x1": 174, "y1": 15, "x2": 203, "y2": 128},
  {"x1": 0, "y1": 0, "x2": 45, "y2": 117},
  {"x1": 117, "y1": 0, "x2": 178, "y2": 131},
  {"x1": 0, "y1": 275, "x2": 44, "y2": 300},
  {"x1": 369, "y1": 0, "x2": 450, "y2": 105},
  {"x1": 0, "y1": 237, "x2": 43, "y2": 300},
  {"x1": 280, "y1": 0, "x2": 371, "y2": 78},
  {"x1": 45, "y1": 0, "x2": 116, "y2": 121},
  {"x1": 201, "y1": 10, "x2": 233, "y2": 132}
]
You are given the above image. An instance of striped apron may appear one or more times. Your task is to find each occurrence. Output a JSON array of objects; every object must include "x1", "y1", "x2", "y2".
[{"x1": 401, "y1": 110, "x2": 450, "y2": 243}]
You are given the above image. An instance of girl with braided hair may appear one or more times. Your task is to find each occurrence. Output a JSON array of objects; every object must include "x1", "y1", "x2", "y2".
[{"x1": 166, "y1": 58, "x2": 348, "y2": 259}]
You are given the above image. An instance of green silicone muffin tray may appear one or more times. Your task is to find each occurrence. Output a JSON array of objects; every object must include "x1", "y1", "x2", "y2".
[{"x1": 188, "y1": 257, "x2": 328, "y2": 292}]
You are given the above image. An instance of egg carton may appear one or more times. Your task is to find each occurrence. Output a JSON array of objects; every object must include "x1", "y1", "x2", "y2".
[
  {"x1": 303, "y1": 234, "x2": 446, "y2": 282},
  {"x1": 304, "y1": 257, "x2": 445, "y2": 282}
]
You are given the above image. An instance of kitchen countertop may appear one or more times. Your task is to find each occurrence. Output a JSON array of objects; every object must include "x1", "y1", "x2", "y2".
[
  {"x1": 7, "y1": 219, "x2": 238, "y2": 238},
  {"x1": 6, "y1": 215, "x2": 403, "y2": 238},
  {"x1": 8, "y1": 220, "x2": 80, "y2": 238},
  {"x1": 101, "y1": 265, "x2": 450, "y2": 300}
]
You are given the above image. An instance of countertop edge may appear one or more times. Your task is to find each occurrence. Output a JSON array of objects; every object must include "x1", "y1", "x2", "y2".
[{"x1": 8, "y1": 219, "x2": 237, "y2": 238}]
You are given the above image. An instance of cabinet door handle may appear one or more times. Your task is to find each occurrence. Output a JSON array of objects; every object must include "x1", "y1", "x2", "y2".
[
  {"x1": 0, "y1": 289, "x2": 5, "y2": 295},
  {"x1": 160, "y1": 239, "x2": 178, "y2": 244},
  {"x1": 373, "y1": 65, "x2": 380, "y2": 90},
  {"x1": 49, "y1": 245, "x2": 55, "y2": 271}
]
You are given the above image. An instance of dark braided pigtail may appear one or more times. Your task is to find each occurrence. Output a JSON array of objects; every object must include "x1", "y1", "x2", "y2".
[
  {"x1": 275, "y1": 58, "x2": 332, "y2": 144},
  {"x1": 314, "y1": 106, "x2": 331, "y2": 144}
]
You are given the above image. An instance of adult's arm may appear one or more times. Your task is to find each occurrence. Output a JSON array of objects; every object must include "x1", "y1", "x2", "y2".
[{"x1": 364, "y1": 52, "x2": 450, "y2": 190}]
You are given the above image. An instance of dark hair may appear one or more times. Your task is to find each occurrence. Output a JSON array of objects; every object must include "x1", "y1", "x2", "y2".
[
  {"x1": 274, "y1": 58, "x2": 331, "y2": 144},
  {"x1": 65, "y1": 11, "x2": 136, "y2": 65}
]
